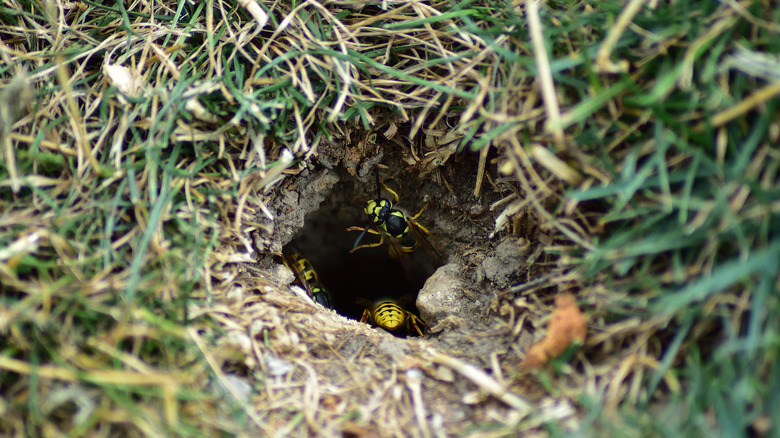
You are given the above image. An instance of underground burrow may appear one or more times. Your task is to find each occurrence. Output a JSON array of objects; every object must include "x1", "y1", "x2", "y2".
[
  {"x1": 268, "y1": 155, "x2": 534, "y2": 349},
  {"x1": 281, "y1": 168, "x2": 438, "y2": 334}
]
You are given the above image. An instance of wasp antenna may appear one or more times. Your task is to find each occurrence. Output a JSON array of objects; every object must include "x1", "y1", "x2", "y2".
[
  {"x1": 352, "y1": 226, "x2": 370, "y2": 249},
  {"x1": 374, "y1": 167, "x2": 381, "y2": 199}
]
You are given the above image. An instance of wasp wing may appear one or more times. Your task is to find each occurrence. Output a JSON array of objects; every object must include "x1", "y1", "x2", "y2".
[
  {"x1": 385, "y1": 234, "x2": 416, "y2": 281},
  {"x1": 407, "y1": 219, "x2": 443, "y2": 264},
  {"x1": 281, "y1": 248, "x2": 314, "y2": 298}
]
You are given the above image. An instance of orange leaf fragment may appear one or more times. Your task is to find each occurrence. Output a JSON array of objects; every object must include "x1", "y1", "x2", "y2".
[{"x1": 522, "y1": 293, "x2": 587, "y2": 369}]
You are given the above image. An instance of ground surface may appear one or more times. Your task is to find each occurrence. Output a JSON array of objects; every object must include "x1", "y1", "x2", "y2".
[
  {"x1": 1, "y1": 0, "x2": 778, "y2": 436},
  {"x1": 245, "y1": 140, "x2": 560, "y2": 433}
]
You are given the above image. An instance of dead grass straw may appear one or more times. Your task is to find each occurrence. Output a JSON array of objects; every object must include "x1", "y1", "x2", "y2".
[{"x1": 1, "y1": 0, "x2": 778, "y2": 436}]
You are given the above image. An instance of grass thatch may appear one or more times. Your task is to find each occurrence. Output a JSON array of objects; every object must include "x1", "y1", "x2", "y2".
[{"x1": 1, "y1": 0, "x2": 778, "y2": 436}]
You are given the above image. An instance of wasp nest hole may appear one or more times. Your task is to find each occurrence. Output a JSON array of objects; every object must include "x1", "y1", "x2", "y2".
[{"x1": 264, "y1": 150, "x2": 542, "y2": 356}]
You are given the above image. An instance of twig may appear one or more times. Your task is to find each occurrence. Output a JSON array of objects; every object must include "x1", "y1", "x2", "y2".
[
  {"x1": 406, "y1": 369, "x2": 431, "y2": 438},
  {"x1": 595, "y1": 0, "x2": 645, "y2": 73},
  {"x1": 526, "y1": 0, "x2": 563, "y2": 146},
  {"x1": 695, "y1": 80, "x2": 780, "y2": 131},
  {"x1": 188, "y1": 327, "x2": 269, "y2": 432},
  {"x1": 428, "y1": 351, "x2": 532, "y2": 414}
]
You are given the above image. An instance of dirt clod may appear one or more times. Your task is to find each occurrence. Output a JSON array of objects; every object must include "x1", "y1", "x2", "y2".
[
  {"x1": 416, "y1": 263, "x2": 465, "y2": 328},
  {"x1": 481, "y1": 238, "x2": 527, "y2": 288}
]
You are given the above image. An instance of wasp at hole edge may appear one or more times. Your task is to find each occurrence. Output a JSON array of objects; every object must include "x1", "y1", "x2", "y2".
[
  {"x1": 359, "y1": 298, "x2": 427, "y2": 338},
  {"x1": 282, "y1": 249, "x2": 333, "y2": 309}
]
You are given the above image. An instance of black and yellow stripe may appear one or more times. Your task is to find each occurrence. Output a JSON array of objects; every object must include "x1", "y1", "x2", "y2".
[
  {"x1": 361, "y1": 299, "x2": 426, "y2": 337},
  {"x1": 283, "y1": 250, "x2": 332, "y2": 309},
  {"x1": 372, "y1": 300, "x2": 406, "y2": 330},
  {"x1": 290, "y1": 252, "x2": 320, "y2": 284},
  {"x1": 350, "y1": 169, "x2": 441, "y2": 258}
]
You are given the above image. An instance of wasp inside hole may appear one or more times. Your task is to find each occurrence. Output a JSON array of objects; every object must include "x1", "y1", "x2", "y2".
[
  {"x1": 347, "y1": 169, "x2": 444, "y2": 337},
  {"x1": 282, "y1": 248, "x2": 333, "y2": 309},
  {"x1": 347, "y1": 169, "x2": 443, "y2": 273},
  {"x1": 358, "y1": 298, "x2": 428, "y2": 338}
]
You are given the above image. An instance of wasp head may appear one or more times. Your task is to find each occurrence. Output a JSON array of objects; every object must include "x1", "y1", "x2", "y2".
[{"x1": 364, "y1": 198, "x2": 393, "y2": 225}]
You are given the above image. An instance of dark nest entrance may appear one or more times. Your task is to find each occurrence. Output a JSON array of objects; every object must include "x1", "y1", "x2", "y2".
[
  {"x1": 268, "y1": 146, "x2": 538, "y2": 347},
  {"x1": 246, "y1": 139, "x2": 556, "y2": 432},
  {"x1": 285, "y1": 168, "x2": 445, "y2": 333}
]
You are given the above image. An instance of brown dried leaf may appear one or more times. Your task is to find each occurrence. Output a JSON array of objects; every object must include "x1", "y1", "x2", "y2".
[{"x1": 522, "y1": 293, "x2": 587, "y2": 369}]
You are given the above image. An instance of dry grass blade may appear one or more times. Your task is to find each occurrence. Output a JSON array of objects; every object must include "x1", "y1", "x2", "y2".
[
  {"x1": 428, "y1": 350, "x2": 532, "y2": 414},
  {"x1": 1, "y1": 0, "x2": 778, "y2": 436},
  {"x1": 526, "y1": 0, "x2": 563, "y2": 146}
]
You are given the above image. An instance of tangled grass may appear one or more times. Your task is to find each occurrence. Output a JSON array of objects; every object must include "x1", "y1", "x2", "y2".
[{"x1": 1, "y1": 0, "x2": 778, "y2": 436}]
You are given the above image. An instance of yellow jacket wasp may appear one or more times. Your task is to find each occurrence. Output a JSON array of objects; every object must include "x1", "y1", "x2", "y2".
[
  {"x1": 282, "y1": 249, "x2": 332, "y2": 309},
  {"x1": 347, "y1": 169, "x2": 442, "y2": 271},
  {"x1": 359, "y1": 298, "x2": 427, "y2": 337}
]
